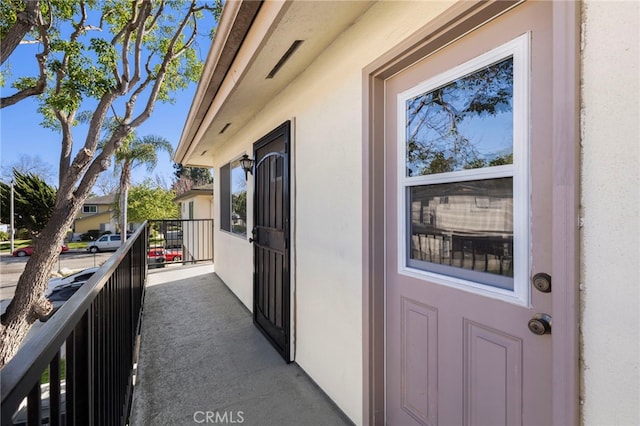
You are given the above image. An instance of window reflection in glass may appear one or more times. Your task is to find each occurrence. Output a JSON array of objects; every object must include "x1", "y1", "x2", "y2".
[
  {"x1": 406, "y1": 57, "x2": 514, "y2": 177},
  {"x1": 408, "y1": 178, "x2": 514, "y2": 289},
  {"x1": 230, "y1": 160, "x2": 247, "y2": 236}
]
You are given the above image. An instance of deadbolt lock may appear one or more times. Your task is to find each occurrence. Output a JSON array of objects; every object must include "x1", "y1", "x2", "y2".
[
  {"x1": 532, "y1": 272, "x2": 552, "y2": 293},
  {"x1": 528, "y1": 313, "x2": 552, "y2": 335}
]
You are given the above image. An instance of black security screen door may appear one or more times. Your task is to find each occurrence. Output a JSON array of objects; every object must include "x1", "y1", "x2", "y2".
[{"x1": 252, "y1": 121, "x2": 291, "y2": 362}]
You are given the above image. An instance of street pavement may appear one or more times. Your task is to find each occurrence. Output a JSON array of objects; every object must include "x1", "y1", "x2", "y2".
[
  {"x1": 0, "y1": 249, "x2": 115, "y2": 350},
  {"x1": 0, "y1": 249, "x2": 113, "y2": 311}
]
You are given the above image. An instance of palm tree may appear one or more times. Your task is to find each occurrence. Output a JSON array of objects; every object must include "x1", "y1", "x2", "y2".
[{"x1": 113, "y1": 133, "x2": 173, "y2": 242}]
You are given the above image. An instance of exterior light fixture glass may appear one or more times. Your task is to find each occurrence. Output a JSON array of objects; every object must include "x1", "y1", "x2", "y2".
[{"x1": 239, "y1": 154, "x2": 254, "y2": 179}]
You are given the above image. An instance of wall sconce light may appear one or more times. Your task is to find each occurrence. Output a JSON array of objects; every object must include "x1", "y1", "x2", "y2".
[{"x1": 239, "y1": 154, "x2": 254, "y2": 179}]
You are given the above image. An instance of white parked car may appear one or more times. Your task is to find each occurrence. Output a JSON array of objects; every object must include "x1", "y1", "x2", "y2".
[
  {"x1": 46, "y1": 267, "x2": 100, "y2": 296},
  {"x1": 87, "y1": 234, "x2": 122, "y2": 253}
]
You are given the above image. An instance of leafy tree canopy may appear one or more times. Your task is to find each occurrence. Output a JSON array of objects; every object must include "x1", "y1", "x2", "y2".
[
  {"x1": 1, "y1": 0, "x2": 223, "y2": 109},
  {"x1": 0, "y1": 170, "x2": 56, "y2": 237},
  {"x1": 172, "y1": 163, "x2": 213, "y2": 195},
  {"x1": 127, "y1": 179, "x2": 178, "y2": 223},
  {"x1": 173, "y1": 163, "x2": 213, "y2": 184}
]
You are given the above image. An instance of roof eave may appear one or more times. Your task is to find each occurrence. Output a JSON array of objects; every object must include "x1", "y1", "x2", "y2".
[
  {"x1": 174, "y1": 0, "x2": 263, "y2": 165},
  {"x1": 173, "y1": 189, "x2": 214, "y2": 202}
]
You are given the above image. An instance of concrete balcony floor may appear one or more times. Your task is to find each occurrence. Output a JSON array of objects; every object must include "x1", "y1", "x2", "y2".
[{"x1": 130, "y1": 264, "x2": 352, "y2": 426}]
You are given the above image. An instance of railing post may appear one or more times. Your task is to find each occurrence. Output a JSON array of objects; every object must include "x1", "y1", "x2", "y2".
[
  {"x1": 49, "y1": 352, "x2": 61, "y2": 426},
  {"x1": 26, "y1": 382, "x2": 41, "y2": 426},
  {"x1": 67, "y1": 312, "x2": 90, "y2": 425}
]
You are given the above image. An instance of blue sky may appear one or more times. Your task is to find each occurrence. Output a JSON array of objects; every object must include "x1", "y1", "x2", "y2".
[{"x1": 0, "y1": 30, "x2": 211, "y2": 191}]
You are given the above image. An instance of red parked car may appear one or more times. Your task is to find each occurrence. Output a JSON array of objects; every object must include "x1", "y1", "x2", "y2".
[
  {"x1": 147, "y1": 248, "x2": 183, "y2": 262},
  {"x1": 164, "y1": 249, "x2": 183, "y2": 262},
  {"x1": 12, "y1": 245, "x2": 69, "y2": 257}
]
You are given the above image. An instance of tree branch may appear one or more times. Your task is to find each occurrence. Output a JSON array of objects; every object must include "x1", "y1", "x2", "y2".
[
  {"x1": 57, "y1": 93, "x2": 117, "y2": 198},
  {"x1": 0, "y1": 78, "x2": 45, "y2": 108},
  {"x1": 74, "y1": 125, "x2": 129, "y2": 200},
  {"x1": 0, "y1": 1, "x2": 51, "y2": 109},
  {"x1": 125, "y1": 72, "x2": 152, "y2": 119},
  {"x1": 128, "y1": 1, "x2": 153, "y2": 90},
  {"x1": 119, "y1": 6, "x2": 136, "y2": 87},
  {"x1": 53, "y1": 4, "x2": 88, "y2": 97},
  {"x1": 179, "y1": 14, "x2": 200, "y2": 55},
  {"x1": 0, "y1": 0, "x2": 40, "y2": 65},
  {"x1": 57, "y1": 112, "x2": 74, "y2": 188},
  {"x1": 145, "y1": 0, "x2": 164, "y2": 33},
  {"x1": 130, "y1": 1, "x2": 198, "y2": 128}
]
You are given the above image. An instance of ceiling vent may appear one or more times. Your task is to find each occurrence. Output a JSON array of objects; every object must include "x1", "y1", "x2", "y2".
[
  {"x1": 266, "y1": 40, "x2": 304, "y2": 79},
  {"x1": 219, "y1": 123, "x2": 232, "y2": 134}
]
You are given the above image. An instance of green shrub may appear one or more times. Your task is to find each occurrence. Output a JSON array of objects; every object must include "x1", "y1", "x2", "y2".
[{"x1": 16, "y1": 228, "x2": 30, "y2": 239}]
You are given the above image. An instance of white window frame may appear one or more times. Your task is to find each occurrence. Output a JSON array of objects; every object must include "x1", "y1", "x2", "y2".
[
  {"x1": 83, "y1": 205, "x2": 98, "y2": 214},
  {"x1": 396, "y1": 33, "x2": 531, "y2": 306}
]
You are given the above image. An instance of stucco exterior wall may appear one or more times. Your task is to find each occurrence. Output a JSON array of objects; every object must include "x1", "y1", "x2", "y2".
[
  {"x1": 210, "y1": 2, "x2": 452, "y2": 423},
  {"x1": 581, "y1": 1, "x2": 640, "y2": 424},
  {"x1": 179, "y1": 194, "x2": 213, "y2": 219},
  {"x1": 214, "y1": 147, "x2": 255, "y2": 310}
]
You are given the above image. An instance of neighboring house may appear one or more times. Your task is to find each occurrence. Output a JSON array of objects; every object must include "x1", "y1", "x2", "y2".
[
  {"x1": 73, "y1": 194, "x2": 118, "y2": 236},
  {"x1": 174, "y1": 1, "x2": 638, "y2": 425},
  {"x1": 173, "y1": 183, "x2": 213, "y2": 220},
  {"x1": 172, "y1": 183, "x2": 215, "y2": 263}
]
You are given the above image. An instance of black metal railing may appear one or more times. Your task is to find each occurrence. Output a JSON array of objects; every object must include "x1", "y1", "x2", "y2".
[
  {"x1": 147, "y1": 219, "x2": 213, "y2": 267},
  {"x1": 1, "y1": 223, "x2": 149, "y2": 426}
]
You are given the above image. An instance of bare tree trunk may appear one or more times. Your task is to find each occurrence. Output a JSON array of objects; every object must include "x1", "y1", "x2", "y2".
[
  {"x1": 121, "y1": 188, "x2": 128, "y2": 243},
  {"x1": 0, "y1": 127, "x2": 117, "y2": 366},
  {"x1": 119, "y1": 163, "x2": 131, "y2": 243},
  {"x1": 0, "y1": 202, "x2": 77, "y2": 365}
]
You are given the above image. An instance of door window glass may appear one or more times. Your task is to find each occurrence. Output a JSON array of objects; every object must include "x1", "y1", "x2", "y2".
[
  {"x1": 398, "y1": 34, "x2": 529, "y2": 301},
  {"x1": 219, "y1": 157, "x2": 248, "y2": 237},
  {"x1": 408, "y1": 178, "x2": 513, "y2": 290},
  {"x1": 406, "y1": 58, "x2": 513, "y2": 177},
  {"x1": 230, "y1": 159, "x2": 247, "y2": 236}
]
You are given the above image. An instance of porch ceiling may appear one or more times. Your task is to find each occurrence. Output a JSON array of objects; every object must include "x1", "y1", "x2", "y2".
[{"x1": 175, "y1": 0, "x2": 374, "y2": 167}]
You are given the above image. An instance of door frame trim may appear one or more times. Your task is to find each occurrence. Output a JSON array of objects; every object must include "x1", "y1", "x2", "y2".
[{"x1": 361, "y1": 1, "x2": 580, "y2": 424}]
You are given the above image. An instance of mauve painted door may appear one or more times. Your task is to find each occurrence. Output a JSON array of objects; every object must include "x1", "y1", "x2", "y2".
[{"x1": 385, "y1": 3, "x2": 553, "y2": 425}]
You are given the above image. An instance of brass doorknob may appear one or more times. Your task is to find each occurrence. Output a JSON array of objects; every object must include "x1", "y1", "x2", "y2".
[{"x1": 528, "y1": 313, "x2": 552, "y2": 335}]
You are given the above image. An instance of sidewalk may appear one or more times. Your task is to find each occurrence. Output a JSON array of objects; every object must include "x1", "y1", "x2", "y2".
[{"x1": 130, "y1": 264, "x2": 352, "y2": 426}]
